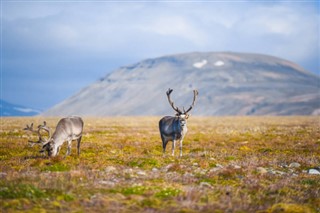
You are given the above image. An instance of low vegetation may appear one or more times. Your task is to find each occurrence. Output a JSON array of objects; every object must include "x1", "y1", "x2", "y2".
[{"x1": 0, "y1": 116, "x2": 319, "y2": 212}]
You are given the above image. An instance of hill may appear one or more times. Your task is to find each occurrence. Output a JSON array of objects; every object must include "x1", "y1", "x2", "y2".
[
  {"x1": 43, "y1": 52, "x2": 320, "y2": 116},
  {"x1": 0, "y1": 99, "x2": 41, "y2": 116}
]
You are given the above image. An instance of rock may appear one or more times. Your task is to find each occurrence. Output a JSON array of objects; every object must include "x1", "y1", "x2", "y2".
[
  {"x1": 193, "y1": 163, "x2": 199, "y2": 167},
  {"x1": 272, "y1": 170, "x2": 286, "y2": 175},
  {"x1": 209, "y1": 164, "x2": 223, "y2": 173},
  {"x1": 234, "y1": 165, "x2": 241, "y2": 169},
  {"x1": 137, "y1": 171, "x2": 147, "y2": 176},
  {"x1": 289, "y1": 162, "x2": 301, "y2": 168},
  {"x1": 124, "y1": 168, "x2": 133, "y2": 174},
  {"x1": 0, "y1": 172, "x2": 7, "y2": 178},
  {"x1": 152, "y1": 168, "x2": 159, "y2": 172},
  {"x1": 195, "y1": 168, "x2": 207, "y2": 175},
  {"x1": 308, "y1": 169, "x2": 320, "y2": 175},
  {"x1": 114, "y1": 193, "x2": 126, "y2": 200},
  {"x1": 216, "y1": 164, "x2": 224, "y2": 168},
  {"x1": 256, "y1": 167, "x2": 268, "y2": 174},
  {"x1": 239, "y1": 141, "x2": 249, "y2": 144},
  {"x1": 209, "y1": 167, "x2": 220, "y2": 173},
  {"x1": 279, "y1": 163, "x2": 288, "y2": 168},
  {"x1": 105, "y1": 166, "x2": 117, "y2": 173},
  {"x1": 99, "y1": 180, "x2": 115, "y2": 186},
  {"x1": 183, "y1": 172, "x2": 194, "y2": 178},
  {"x1": 200, "y1": 182, "x2": 213, "y2": 189},
  {"x1": 287, "y1": 169, "x2": 296, "y2": 174},
  {"x1": 164, "y1": 163, "x2": 176, "y2": 172}
]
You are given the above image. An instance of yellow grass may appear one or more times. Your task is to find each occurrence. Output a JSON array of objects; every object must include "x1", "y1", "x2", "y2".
[{"x1": 0, "y1": 116, "x2": 319, "y2": 212}]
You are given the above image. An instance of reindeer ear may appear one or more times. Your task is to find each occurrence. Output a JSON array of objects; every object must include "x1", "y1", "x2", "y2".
[{"x1": 186, "y1": 114, "x2": 190, "y2": 119}]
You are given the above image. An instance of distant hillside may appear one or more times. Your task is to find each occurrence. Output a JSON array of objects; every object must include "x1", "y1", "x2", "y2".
[
  {"x1": 0, "y1": 99, "x2": 41, "y2": 116},
  {"x1": 43, "y1": 52, "x2": 320, "y2": 116}
]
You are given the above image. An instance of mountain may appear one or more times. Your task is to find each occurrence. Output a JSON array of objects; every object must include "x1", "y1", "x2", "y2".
[
  {"x1": 0, "y1": 99, "x2": 41, "y2": 116},
  {"x1": 43, "y1": 52, "x2": 320, "y2": 116}
]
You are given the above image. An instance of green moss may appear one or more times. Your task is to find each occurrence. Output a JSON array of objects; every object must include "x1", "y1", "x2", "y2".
[
  {"x1": 268, "y1": 203, "x2": 313, "y2": 213},
  {"x1": 155, "y1": 187, "x2": 181, "y2": 199},
  {"x1": 0, "y1": 183, "x2": 46, "y2": 199},
  {"x1": 301, "y1": 179, "x2": 319, "y2": 186},
  {"x1": 224, "y1": 156, "x2": 236, "y2": 161},
  {"x1": 41, "y1": 163, "x2": 70, "y2": 172},
  {"x1": 259, "y1": 148, "x2": 273, "y2": 153},
  {"x1": 56, "y1": 193, "x2": 75, "y2": 202},
  {"x1": 0, "y1": 198, "x2": 47, "y2": 212},
  {"x1": 166, "y1": 163, "x2": 185, "y2": 173},
  {"x1": 121, "y1": 186, "x2": 147, "y2": 195},
  {"x1": 127, "y1": 158, "x2": 160, "y2": 169},
  {"x1": 190, "y1": 148, "x2": 203, "y2": 152},
  {"x1": 106, "y1": 157, "x2": 124, "y2": 165},
  {"x1": 200, "y1": 178, "x2": 216, "y2": 185},
  {"x1": 139, "y1": 197, "x2": 161, "y2": 208}
]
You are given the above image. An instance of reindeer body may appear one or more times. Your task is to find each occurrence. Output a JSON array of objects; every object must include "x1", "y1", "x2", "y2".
[
  {"x1": 159, "y1": 89, "x2": 198, "y2": 157},
  {"x1": 159, "y1": 115, "x2": 188, "y2": 156},
  {"x1": 49, "y1": 116, "x2": 84, "y2": 157}
]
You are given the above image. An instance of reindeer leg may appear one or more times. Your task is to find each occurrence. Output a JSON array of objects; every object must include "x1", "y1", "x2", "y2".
[
  {"x1": 77, "y1": 136, "x2": 82, "y2": 156},
  {"x1": 66, "y1": 140, "x2": 72, "y2": 156},
  {"x1": 161, "y1": 135, "x2": 167, "y2": 156},
  {"x1": 172, "y1": 140, "x2": 176, "y2": 156},
  {"x1": 179, "y1": 138, "x2": 184, "y2": 157}
]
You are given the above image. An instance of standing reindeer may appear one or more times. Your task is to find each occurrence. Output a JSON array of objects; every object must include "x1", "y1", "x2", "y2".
[
  {"x1": 159, "y1": 88, "x2": 198, "y2": 157},
  {"x1": 24, "y1": 116, "x2": 84, "y2": 157}
]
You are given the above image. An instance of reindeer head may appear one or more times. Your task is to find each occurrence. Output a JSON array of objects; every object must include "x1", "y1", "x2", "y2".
[
  {"x1": 166, "y1": 88, "x2": 198, "y2": 122},
  {"x1": 24, "y1": 121, "x2": 53, "y2": 156}
]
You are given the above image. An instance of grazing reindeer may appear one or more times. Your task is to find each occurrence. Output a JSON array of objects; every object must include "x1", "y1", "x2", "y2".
[
  {"x1": 159, "y1": 88, "x2": 198, "y2": 157},
  {"x1": 24, "y1": 116, "x2": 84, "y2": 157}
]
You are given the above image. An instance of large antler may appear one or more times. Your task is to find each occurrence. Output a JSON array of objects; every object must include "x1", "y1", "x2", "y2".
[
  {"x1": 166, "y1": 88, "x2": 183, "y2": 115},
  {"x1": 23, "y1": 123, "x2": 43, "y2": 147},
  {"x1": 23, "y1": 121, "x2": 51, "y2": 147},
  {"x1": 37, "y1": 121, "x2": 52, "y2": 146},
  {"x1": 184, "y1": 90, "x2": 199, "y2": 114}
]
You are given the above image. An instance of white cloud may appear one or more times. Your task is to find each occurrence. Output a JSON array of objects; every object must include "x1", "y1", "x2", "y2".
[
  {"x1": 2, "y1": 1, "x2": 319, "y2": 109},
  {"x1": 137, "y1": 15, "x2": 209, "y2": 47},
  {"x1": 3, "y1": 2, "x2": 318, "y2": 64}
]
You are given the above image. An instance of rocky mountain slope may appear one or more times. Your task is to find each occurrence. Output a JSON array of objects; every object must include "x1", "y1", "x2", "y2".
[{"x1": 43, "y1": 52, "x2": 320, "y2": 116}]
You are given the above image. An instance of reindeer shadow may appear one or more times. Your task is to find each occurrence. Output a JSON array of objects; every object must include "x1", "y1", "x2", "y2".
[
  {"x1": 23, "y1": 144, "x2": 49, "y2": 160},
  {"x1": 23, "y1": 155, "x2": 49, "y2": 160}
]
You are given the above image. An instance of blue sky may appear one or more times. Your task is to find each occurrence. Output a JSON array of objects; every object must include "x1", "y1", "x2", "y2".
[{"x1": 1, "y1": 1, "x2": 319, "y2": 110}]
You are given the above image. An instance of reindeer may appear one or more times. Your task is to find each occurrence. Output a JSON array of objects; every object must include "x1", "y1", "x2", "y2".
[
  {"x1": 24, "y1": 116, "x2": 84, "y2": 157},
  {"x1": 159, "y1": 88, "x2": 198, "y2": 157}
]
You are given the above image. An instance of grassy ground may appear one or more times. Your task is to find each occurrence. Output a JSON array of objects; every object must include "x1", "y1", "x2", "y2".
[{"x1": 0, "y1": 116, "x2": 319, "y2": 213}]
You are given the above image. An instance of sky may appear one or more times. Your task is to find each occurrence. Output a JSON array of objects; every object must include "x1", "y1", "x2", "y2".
[{"x1": 1, "y1": 1, "x2": 319, "y2": 110}]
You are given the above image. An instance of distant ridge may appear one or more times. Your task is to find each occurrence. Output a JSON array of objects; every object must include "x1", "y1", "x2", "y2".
[
  {"x1": 0, "y1": 99, "x2": 41, "y2": 116},
  {"x1": 43, "y1": 52, "x2": 320, "y2": 116}
]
